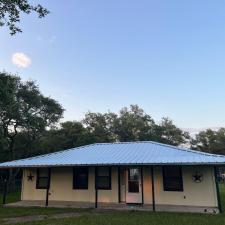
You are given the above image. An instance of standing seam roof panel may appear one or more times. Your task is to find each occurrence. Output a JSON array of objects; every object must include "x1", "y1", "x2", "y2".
[{"x1": 0, "y1": 141, "x2": 225, "y2": 168}]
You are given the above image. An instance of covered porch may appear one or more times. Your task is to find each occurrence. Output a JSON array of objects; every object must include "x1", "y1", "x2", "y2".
[
  {"x1": 1, "y1": 164, "x2": 222, "y2": 214},
  {"x1": 5, "y1": 200, "x2": 152, "y2": 210},
  {"x1": 17, "y1": 166, "x2": 156, "y2": 209},
  {"x1": 5, "y1": 200, "x2": 220, "y2": 213},
  {"x1": 1, "y1": 141, "x2": 224, "y2": 214}
]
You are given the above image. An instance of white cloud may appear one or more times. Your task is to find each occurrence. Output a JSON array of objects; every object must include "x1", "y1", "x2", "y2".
[{"x1": 12, "y1": 52, "x2": 31, "y2": 68}]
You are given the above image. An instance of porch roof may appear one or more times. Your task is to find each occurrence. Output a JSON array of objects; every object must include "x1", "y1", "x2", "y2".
[{"x1": 1, "y1": 141, "x2": 225, "y2": 168}]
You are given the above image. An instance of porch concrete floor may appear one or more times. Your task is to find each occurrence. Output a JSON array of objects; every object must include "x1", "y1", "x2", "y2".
[
  {"x1": 5, "y1": 200, "x2": 153, "y2": 211},
  {"x1": 5, "y1": 201, "x2": 219, "y2": 214}
]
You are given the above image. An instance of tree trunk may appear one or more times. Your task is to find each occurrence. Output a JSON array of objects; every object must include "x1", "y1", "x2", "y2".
[
  {"x1": 9, "y1": 136, "x2": 15, "y2": 161},
  {"x1": 8, "y1": 136, "x2": 15, "y2": 191}
]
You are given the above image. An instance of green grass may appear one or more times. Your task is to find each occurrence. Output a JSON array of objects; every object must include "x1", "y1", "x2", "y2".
[
  {"x1": 0, "y1": 207, "x2": 86, "y2": 219},
  {"x1": 1, "y1": 191, "x2": 21, "y2": 205},
  {"x1": 21, "y1": 211, "x2": 225, "y2": 225},
  {"x1": 0, "y1": 192, "x2": 89, "y2": 222},
  {"x1": 1, "y1": 184, "x2": 225, "y2": 225},
  {"x1": 220, "y1": 183, "x2": 225, "y2": 209}
]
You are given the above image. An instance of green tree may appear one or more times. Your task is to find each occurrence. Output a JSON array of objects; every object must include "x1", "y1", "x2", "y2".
[
  {"x1": 156, "y1": 117, "x2": 190, "y2": 146},
  {"x1": 0, "y1": 72, "x2": 64, "y2": 161},
  {"x1": 0, "y1": 73, "x2": 21, "y2": 160},
  {"x1": 0, "y1": 0, "x2": 49, "y2": 35},
  {"x1": 113, "y1": 105, "x2": 156, "y2": 142},
  {"x1": 0, "y1": 125, "x2": 8, "y2": 162},
  {"x1": 83, "y1": 112, "x2": 116, "y2": 143},
  {"x1": 39, "y1": 121, "x2": 92, "y2": 154},
  {"x1": 22, "y1": 121, "x2": 94, "y2": 157},
  {"x1": 58, "y1": 121, "x2": 91, "y2": 149},
  {"x1": 191, "y1": 128, "x2": 225, "y2": 155}
]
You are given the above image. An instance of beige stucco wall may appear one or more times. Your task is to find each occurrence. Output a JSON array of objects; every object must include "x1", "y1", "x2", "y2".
[
  {"x1": 22, "y1": 167, "x2": 118, "y2": 203},
  {"x1": 154, "y1": 166, "x2": 218, "y2": 207},
  {"x1": 21, "y1": 165, "x2": 218, "y2": 207},
  {"x1": 143, "y1": 167, "x2": 152, "y2": 204},
  {"x1": 21, "y1": 168, "x2": 46, "y2": 201}
]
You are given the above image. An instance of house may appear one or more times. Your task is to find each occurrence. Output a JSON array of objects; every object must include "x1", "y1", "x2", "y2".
[{"x1": 0, "y1": 141, "x2": 225, "y2": 213}]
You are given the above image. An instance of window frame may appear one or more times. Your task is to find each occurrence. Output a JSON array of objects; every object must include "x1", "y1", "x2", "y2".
[
  {"x1": 128, "y1": 168, "x2": 140, "y2": 193},
  {"x1": 73, "y1": 167, "x2": 89, "y2": 190},
  {"x1": 36, "y1": 168, "x2": 50, "y2": 189},
  {"x1": 96, "y1": 167, "x2": 111, "y2": 190},
  {"x1": 162, "y1": 166, "x2": 183, "y2": 192}
]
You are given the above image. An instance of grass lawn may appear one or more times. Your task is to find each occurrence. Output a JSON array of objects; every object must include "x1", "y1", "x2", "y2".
[
  {"x1": 0, "y1": 184, "x2": 225, "y2": 225},
  {"x1": 22, "y1": 210, "x2": 225, "y2": 225},
  {"x1": 0, "y1": 192, "x2": 89, "y2": 222}
]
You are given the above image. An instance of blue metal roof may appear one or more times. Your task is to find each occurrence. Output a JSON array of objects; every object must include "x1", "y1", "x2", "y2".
[{"x1": 1, "y1": 141, "x2": 225, "y2": 168}]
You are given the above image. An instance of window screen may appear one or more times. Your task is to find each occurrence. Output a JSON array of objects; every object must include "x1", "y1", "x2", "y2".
[
  {"x1": 96, "y1": 167, "x2": 111, "y2": 190},
  {"x1": 73, "y1": 167, "x2": 89, "y2": 189},
  {"x1": 36, "y1": 168, "x2": 49, "y2": 189},
  {"x1": 163, "y1": 166, "x2": 183, "y2": 192}
]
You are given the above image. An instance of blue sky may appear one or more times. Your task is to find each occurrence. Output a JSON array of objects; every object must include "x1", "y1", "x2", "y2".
[{"x1": 1, "y1": 0, "x2": 225, "y2": 128}]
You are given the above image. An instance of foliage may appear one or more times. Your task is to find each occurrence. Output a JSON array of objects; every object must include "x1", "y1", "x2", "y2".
[
  {"x1": 191, "y1": 128, "x2": 225, "y2": 155},
  {"x1": 156, "y1": 117, "x2": 190, "y2": 146},
  {"x1": 0, "y1": 71, "x2": 203, "y2": 161},
  {"x1": 32, "y1": 121, "x2": 93, "y2": 156},
  {"x1": 82, "y1": 105, "x2": 188, "y2": 146},
  {"x1": 2, "y1": 72, "x2": 225, "y2": 162},
  {"x1": 113, "y1": 105, "x2": 156, "y2": 142},
  {"x1": 0, "y1": 72, "x2": 64, "y2": 161},
  {"x1": 83, "y1": 112, "x2": 116, "y2": 143},
  {"x1": 0, "y1": 0, "x2": 49, "y2": 35},
  {"x1": 31, "y1": 105, "x2": 189, "y2": 157}
]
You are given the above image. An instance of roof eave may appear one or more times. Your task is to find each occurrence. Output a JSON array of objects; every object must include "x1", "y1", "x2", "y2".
[{"x1": 1, "y1": 162, "x2": 225, "y2": 169}]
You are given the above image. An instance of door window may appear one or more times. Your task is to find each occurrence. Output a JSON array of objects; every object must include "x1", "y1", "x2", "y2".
[{"x1": 128, "y1": 168, "x2": 140, "y2": 193}]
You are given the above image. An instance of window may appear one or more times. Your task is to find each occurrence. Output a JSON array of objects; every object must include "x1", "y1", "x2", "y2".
[
  {"x1": 96, "y1": 167, "x2": 111, "y2": 190},
  {"x1": 128, "y1": 168, "x2": 140, "y2": 193},
  {"x1": 163, "y1": 166, "x2": 183, "y2": 192},
  {"x1": 36, "y1": 168, "x2": 50, "y2": 189},
  {"x1": 73, "y1": 167, "x2": 89, "y2": 189}
]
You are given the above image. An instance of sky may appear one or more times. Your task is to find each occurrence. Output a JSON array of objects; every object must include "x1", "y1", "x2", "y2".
[{"x1": 1, "y1": 0, "x2": 225, "y2": 129}]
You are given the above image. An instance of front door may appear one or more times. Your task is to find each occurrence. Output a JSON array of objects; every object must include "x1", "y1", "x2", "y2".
[{"x1": 126, "y1": 168, "x2": 142, "y2": 203}]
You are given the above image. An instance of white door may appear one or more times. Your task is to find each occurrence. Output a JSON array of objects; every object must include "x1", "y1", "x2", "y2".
[{"x1": 126, "y1": 168, "x2": 142, "y2": 204}]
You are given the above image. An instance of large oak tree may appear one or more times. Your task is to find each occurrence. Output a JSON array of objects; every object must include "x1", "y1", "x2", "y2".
[
  {"x1": 0, "y1": 0, "x2": 49, "y2": 35},
  {"x1": 0, "y1": 72, "x2": 64, "y2": 161}
]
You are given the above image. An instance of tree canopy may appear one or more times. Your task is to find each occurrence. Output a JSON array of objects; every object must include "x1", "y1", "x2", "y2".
[
  {"x1": 1, "y1": 72, "x2": 225, "y2": 162},
  {"x1": 0, "y1": 72, "x2": 64, "y2": 161},
  {"x1": 191, "y1": 128, "x2": 225, "y2": 155},
  {"x1": 0, "y1": 0, "x2": 49, "y2": 35}
]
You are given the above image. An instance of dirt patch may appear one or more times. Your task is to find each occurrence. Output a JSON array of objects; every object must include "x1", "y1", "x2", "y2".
[
  {"x1": 1, "y1": 209, "x2": 125, "y2": 224},
  {"x1": 2, "y1": 212, "x2": 84, "y2": 224}
]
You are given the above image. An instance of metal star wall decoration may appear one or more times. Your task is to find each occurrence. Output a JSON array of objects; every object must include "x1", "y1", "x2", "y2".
[
  {"x1": 192, "y1": 172, "x2": 203, "y2": 183},
  {"x1": 27, "y1": 173, "x2": 34, "y2": 181}
]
